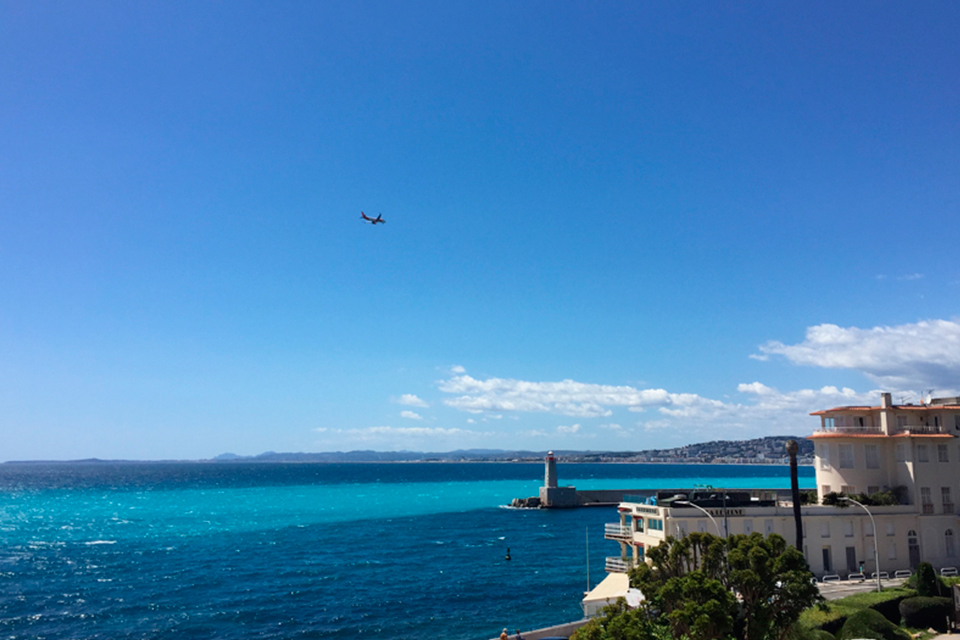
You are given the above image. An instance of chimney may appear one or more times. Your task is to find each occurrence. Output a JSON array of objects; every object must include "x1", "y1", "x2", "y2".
[{"x1": 880, "y1": 392, "x2": 893, "y2": 435}]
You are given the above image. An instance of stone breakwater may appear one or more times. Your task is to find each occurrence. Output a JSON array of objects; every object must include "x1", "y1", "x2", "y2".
[{"x1": 511, "y1": 488, "x2": 657, "y2": 509}]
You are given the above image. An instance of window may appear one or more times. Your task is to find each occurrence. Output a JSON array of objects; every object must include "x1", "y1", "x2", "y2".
[
  {"x1": 867, "y1": 486, "x2": 880, "y2": 496},
  {"x1": 938, "y1": 444, "x2": 949, "y2": 462},
  {"x1": 865, "y1": 521, "x2": 874, "y2": 537},
  {"x1": 634, "y1": 517, "x2": 644, "y2": 533},
  {"x1": 841, "y1": 485, "x2": 856, "y2": 495},
  {"x1": 822, "y1": 547, "x2": 833, "y2": 572},
  {"x1": 886, "y1": 522, "x2": 896, "y2": 536},
  {"x1": 636, "y1": 544, "x2": 645, "y2": 560},
  {"x1": 843, "y1": 521, "x2": 854, "y2": 537},
  {"x1": 824, "y1": 417, "x2": 835, "y2": 429},
  {"x1": 947, "y1": 529, "x2": 956, "y2": 558},
  {"x1": 896, "y1": 444, "x2": 906, "y2": 462},
  {"x1": 917, "y1": 444, "x2": 929, "y2": 462},
  {"x1": 839, "y1": 444, "x2": 855, "y2": 469},
  {"x1": 648, "y1": 518, "x2": 664, "y2": 531},
  {"x1": 821, "y1": 522, "x2": 831, "y2": 538},
  {"x1": 819, "y1": 445, "x2": 830, "y2": 469},
  {"x1": 865, "y1": 445, "x2": 880, "y2": 469},
  {"x1": 897, "y1": 415, "x2": 908, "y2": 429},
  {"x1": 822, "y1": 485, "x2": 831, "y2": 496},
  {"x1": 942, "y1": 487, "x2": 954, "y2": 514},
  {"x1": 921, "y1": 487, "x2": 934, "y2": 514}
]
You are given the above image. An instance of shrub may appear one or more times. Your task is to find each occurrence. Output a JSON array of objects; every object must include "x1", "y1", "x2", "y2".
[
  {"x1": 915, "y1": 562, "x2": 943, "y2": 597},
  {"x1": 868, "y1": 594, "x2": 910, "y2": 625},
  {"x1": 837, "y1": 609, "x2": 911, "y2": 640},
  {"x1": 798, "y1": 587, "x2": 915, "y2": 634},
  {"x1": 898, "y1": 596, "x2": 952, "y2": 631}
]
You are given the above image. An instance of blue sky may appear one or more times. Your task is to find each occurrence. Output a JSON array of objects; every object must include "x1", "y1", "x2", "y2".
[{"x1": 2, "y1": 2, "x2": 959, "y2": 461}]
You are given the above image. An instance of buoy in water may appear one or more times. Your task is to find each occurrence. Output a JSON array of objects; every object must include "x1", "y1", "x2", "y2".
[{"x1": 505, "y1": 547, "x2": 511, "y2": 561}]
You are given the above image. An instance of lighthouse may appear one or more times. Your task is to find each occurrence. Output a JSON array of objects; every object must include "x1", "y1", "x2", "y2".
[{"x1": 545, "y1": 451, "x2": 558, "y2": 489}]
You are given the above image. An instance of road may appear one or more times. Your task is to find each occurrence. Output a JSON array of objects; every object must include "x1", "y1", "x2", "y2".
[{"x1": 817, "y1": 576, "x2": 909, "y2": 601}]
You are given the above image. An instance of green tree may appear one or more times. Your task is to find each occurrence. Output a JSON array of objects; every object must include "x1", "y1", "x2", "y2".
[
  {"x1": 629, "y1": 533, "x2": 734, "y2": 640},
  {"x1": 726, "y1": 533, "x2": 822, "y2": 640},
  {"x1": 626, "y1": 532, "x2": 820, "y2": 640},
  {"x1": 572, "y1": 599, "x2": 663, "y2": 640}
]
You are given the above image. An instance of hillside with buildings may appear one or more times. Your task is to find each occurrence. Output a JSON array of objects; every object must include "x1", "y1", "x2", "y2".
[
  {"x1": 209, "y1": 435, "x2": 813, "y2": 464},
  {"x1": 559, "y1": 436, "x2": 814, "y2": 464}
]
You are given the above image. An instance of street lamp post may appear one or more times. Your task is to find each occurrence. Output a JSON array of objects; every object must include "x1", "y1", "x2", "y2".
[
  {"x1": 675, "y1": 500, "x2": 723, "y2": 537},
  {"x1": 840, "y1": 496, "x2": 882, "y2": 592}
]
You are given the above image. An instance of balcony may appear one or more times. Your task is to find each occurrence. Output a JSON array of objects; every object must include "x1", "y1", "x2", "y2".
[
  {"x1": 604, "y1": 523, "x2": 633, "y2": 540},
  {"x1": 605, "y1": 556, "x2": 638, "y2": 573},
  {"x1": 901, "y1": 425, "x2": 945, "y2": 435},
  {"x1": 820, "y1": 425, "x2": 882, "y2": 434}
]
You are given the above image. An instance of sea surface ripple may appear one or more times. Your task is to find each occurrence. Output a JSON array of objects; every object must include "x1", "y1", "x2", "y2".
[{"x1": 0, "y1": 462, "x2": 813, "y2": 639}]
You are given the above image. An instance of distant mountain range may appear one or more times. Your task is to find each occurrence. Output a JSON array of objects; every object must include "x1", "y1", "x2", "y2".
[{"x1": 212, "y1": 436, "x2": 814, "y2": 465}]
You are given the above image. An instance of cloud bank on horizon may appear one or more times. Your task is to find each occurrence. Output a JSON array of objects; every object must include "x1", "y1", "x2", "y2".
[{"x1": 331, "y1": 319, "x2": 958, "y2": 452}]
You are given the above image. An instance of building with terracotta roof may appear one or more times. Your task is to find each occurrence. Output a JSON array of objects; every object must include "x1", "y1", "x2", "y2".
[{"x1": 596, "y1": 392, "x2": 960, "y2": 585}]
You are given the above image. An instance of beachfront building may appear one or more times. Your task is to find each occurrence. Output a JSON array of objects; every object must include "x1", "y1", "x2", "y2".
[{"x1": 600, "y1": 393, "x2": 960, "y2": 582}]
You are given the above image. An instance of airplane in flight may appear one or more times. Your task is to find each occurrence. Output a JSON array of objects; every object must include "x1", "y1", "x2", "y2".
[{"x1": 360, "y1": 212, "x2": 385, "y2": 225}]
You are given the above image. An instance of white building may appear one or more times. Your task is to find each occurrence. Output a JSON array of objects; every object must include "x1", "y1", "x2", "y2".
[{"x1": 597, "y1": 392, "x2": 960, "y2": 587}]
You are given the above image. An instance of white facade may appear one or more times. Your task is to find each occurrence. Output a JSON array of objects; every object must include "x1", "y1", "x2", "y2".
[{"x1": 603, "y1": 393, "x2": 960, "y2": 578}]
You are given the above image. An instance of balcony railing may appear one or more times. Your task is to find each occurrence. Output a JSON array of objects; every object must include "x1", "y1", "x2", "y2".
[
  {"x1": 922, "y1": 503, "x2": 935, "y2": 515},
  {"x1": 821, "y1": 425, "x2": 882, "y2": 434},
  {"x1": 605, "y1": 556, "x2": 638, "y2": 573},
  {"x1": 604, "y1": 523, "x2": 633, "y2": 540},
  {"x1": 943, "y1": 503, "x2": 955, "y2": 515},
  {"x1": 902, "y1": 425, "x2": 945, "y2": 434}
]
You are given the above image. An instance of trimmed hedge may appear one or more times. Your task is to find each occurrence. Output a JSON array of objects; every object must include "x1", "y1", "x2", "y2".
[
  {"x1": 898, "y1": 596, "x2": 952, "y2": 631},
  {"x1": 869, "y1": 594, "x2": 909, "y2": 625},
  {"x1": 838, "y1": 609, "x2": 911, "y2": 640},
  {"x1": 798, "y1": 587, "x2": 915, "y2": 635}
]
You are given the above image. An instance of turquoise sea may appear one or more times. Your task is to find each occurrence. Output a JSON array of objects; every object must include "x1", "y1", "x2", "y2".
[{"x1": 0, "y1": 462, "x2": 814, "y2": 639}]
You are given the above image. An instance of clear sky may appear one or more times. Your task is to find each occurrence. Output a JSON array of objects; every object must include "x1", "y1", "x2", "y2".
[{"x1": 2, "y1": 2, "x2": 959, "y2": 461}]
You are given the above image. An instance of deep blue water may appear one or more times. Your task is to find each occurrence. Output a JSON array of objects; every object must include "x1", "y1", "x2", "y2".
[{"x1": 0, "y1": 462, "x2": 814, "y2": 639}]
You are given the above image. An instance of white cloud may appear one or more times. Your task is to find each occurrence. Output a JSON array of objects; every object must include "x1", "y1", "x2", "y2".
[
  {"x1": 438, "y1": 373, "x2": 725, "y2": 418},
  {"x1": 599, "y1": 423, "x2": 624, "y2": 431},
  {"x1": 397, "y1": 394, "x2": 429, "y2": 408},
  {"x1": 451, "y1": 365, "x2": 466, "y2": 374},
  {"x1": 557, "y1": 423, "x2": 581, "y2": 434},
  {"x1": 400, "y1": 410, "x2": 423, "y2": 420},
  {"x1": 757, "y1": 320, "x2": 960, "y2": 391}
]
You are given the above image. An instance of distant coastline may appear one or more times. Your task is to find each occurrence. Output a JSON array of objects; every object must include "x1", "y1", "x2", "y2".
[{"x1": 3, "y1": 435, "x2": 814, "y2": 465}]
